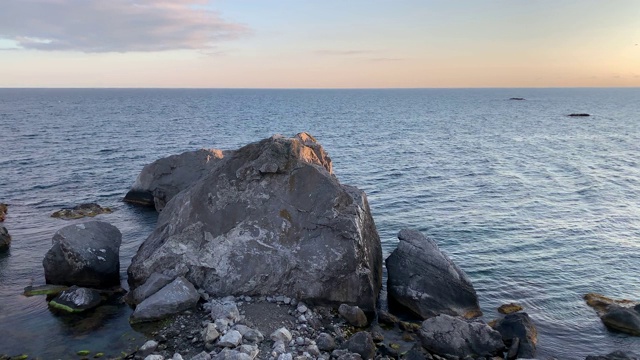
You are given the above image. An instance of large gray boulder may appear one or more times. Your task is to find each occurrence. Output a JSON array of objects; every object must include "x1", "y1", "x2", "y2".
[
  {"x1": 130, "y1": 276, "x2": 200, "y2": 323},
  {"x1": 386, "y1": 229, "x2": 481, "y2": 319},
  {"x1": 43, "y1": 221, "x2": 121, "y2": 288},
  {"x1": 418, "y1": 314, "x2": 505, "y2": 358},
  {"x1": 124, "y1": 148, "x2": 227, "y2": 211},
  {"x1": 128, "y1": 133, "x2": 382, "y2": 311}
]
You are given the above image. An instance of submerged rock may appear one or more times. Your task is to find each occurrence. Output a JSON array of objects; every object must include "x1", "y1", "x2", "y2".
[
  {"x1": 130, "y1": 276, "x2": 200, "y2": 323},
  {"x1": 51, "y1": 203, "x2": 113, "y2": 220},
  {"x1": 123, "y1": 148, "x2": 227, "y2": 211},
  {"x1": 418, "y1": 314, "x2": 504, "y2": 358},
  {"x1": 128, "y1": 133, "x2": 382, "y2": 311},
  {"x1": 48, "y1": 286, "x2": 102, "y2": 313},
  {"x1": 43, "y1": 221, "x2": 122, "y2": 288},
  {"x1": 0, "y1": 226, "x2": 10, "y2": 252},
  {"x1": 498, "y1": 302, "x2": 523, "y2": 314},
  {"x1": 492, "y1": 312, "x2": 537, "y2": 359},
  {"x1": 585, "y1": 293, "x2": 640, "y2": 336},
  {"x1": 386, "y1": 229, "x2": 481, "y2": 319}
]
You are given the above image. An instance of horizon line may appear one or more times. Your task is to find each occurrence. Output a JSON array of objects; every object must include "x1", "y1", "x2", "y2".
[{"x1": 1, "y1": 86, "x2": 639, "y2": 90}]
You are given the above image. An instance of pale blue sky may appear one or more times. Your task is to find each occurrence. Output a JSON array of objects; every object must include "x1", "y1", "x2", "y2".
[{"x1": 1, "y1": 0, "x2": 638, "y2": 87}]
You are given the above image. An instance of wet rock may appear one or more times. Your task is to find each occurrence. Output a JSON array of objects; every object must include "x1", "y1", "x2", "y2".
[
  {"x1": 586, "y1": 351, "x2": 639, "y2": 360},
  {"x1": 51, "y1": 203, "x2": 112, "y2": 219},
  {"x1": 124, "y1": 148, "x2": 227, "y2": 211},
  {"x1": 0, "y1": 203, "x2": 7, "y2": 222},
  {"x1": 584, "y1": 293, "x2": 640, "y2": 336},
  {"x1": 338, "y1": 304, "x2": 368, "y2": 327},
  {"x1": 345, "y1": 332, "x2": 375, "y2": 360},
  {"x1": 128, "y1": 272, "x2": 174, "y2": 305},
  {"x1": 131, "y1": 276, "x2": 200, "y2": 323},
  {"x1": 48, "y1": 286, "x2": 102, "y2": 313},
  {"x1": 497, "y1": 303, "x2": 523, "y2": 315},
  {"x1": 316, "y1": 332, "x2": 336, "y2": 352},
  {"x1": 418, "y1": 314, "x2": 504, "y2": 358},
  {"x1": 43, "y1": 221, "x2": 121, "y2": 288},
  {"x1": 128, "y1": 133, "x2": 382, "y2": 311},
  {"x1": 386, "y1": 229, "x2": 481, "y2": 319},
  {"x1": 492, "y1": 312, "x2": 537, "y2": 358},
  {"x1": 0, "y1": 226, "x2": 10, "y2": 252}
]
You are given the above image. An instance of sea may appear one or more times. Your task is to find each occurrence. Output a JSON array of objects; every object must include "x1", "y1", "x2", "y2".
[{"x1": 0, "y1": 88, "x2": 639, "y2": 359}]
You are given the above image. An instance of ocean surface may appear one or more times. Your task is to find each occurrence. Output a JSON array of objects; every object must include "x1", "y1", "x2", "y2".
[{"x1": 1, "y1": 88, "x2": 639, "y2": 359}]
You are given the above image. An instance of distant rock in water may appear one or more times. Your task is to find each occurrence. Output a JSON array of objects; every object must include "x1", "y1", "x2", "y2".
[
  {"x1": 48, "y1": 286, "x2": 103, "y2": 313},
  {"x1": 0, "y1": 203, "x2": 7, "y2": 222},
  {"x1": 498, "y1": 302, "x2": 524, "y2": 314},
  {"x1": 127, "y1": 133, "x2": 382, "y2": 311},
  {"x1": 584, "y1": 293, "x2": 640, "y2": 336},
  {"x1": 509, "y1": 97, "x2": 525, "y2": 101},
  {"x1": 51, "y1": 203, "x2": 112, "y2": 220},
  {"x1": 43, "y1": 221, "x2": 122, "y2": 288},
  {"x1": 0, "y1": 226, "x2": 11, "y2": 252},
  {"x1": 123, "y1": 148, "x2": 227, "y2": 211},
  {"x1": 568, "y1": 113, "x2": 591, "y2": 117},
  {"x1": 386, "y1": 229, "x2": 482, "y2": 319}
]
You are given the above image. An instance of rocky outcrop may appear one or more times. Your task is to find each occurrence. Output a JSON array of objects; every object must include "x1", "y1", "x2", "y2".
[
  {"x1": 498, "y1": 302, "x2": 523, "y2": 314},
  {"x1": 130, "y1": 276, "x2": 200, "y2": 323},
  {"x1": 128, "y1": 133, "x2": 382, "y2": 311},
  {"x1": 418, "y1": 314, "x2": 504, "y2": 358},
  {"x1": 585, "y1": 293, "x2": 640, "y2": 336},
  {"x1": 43, "y1": 221, "x2": 122, "y2": 288},
  {"x1": 123, "y1": 148, "x2": 227, "y2": 211},
  {"x1": 386, "y1": 229, "x2": 481, "y2": 319},
  {"x1": 0, "y1": 226, "x2": 10, "y2": 252},
  {"x1": 492, "y1": 312, "x2": 537, "y2": 359},
  {"x1": 586, "y1": 351, "x2": 640, "y2": 360},
  {"x1": 0, "y1": 203, "x2": 7, "y2": 221},
  {"x1": 48, "y1": 286, "x2": 103, "y2": 313},
  {"x1": 51, "y1": 203, "x2": 113, "y2": 219}
]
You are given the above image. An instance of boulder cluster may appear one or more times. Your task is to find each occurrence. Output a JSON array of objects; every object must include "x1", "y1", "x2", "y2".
[{"x1": 23, "y1": 133, "x2": 639, "y2": 360}]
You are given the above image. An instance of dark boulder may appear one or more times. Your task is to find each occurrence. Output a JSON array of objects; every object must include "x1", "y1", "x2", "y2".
[
  {"x1": 492, "y1": 312, "x2": 537, "y2": 359},
  {"x1": 128, "y1": 133, "x2": 382, "y2": 311},
  {"x1": 339, "y1": 303, "x2": 368, "y2": 327},
  {"x1": 418, "y1": 314, "x2": 504, "y2": 358},
  {"x1": 386, "y1": 229, "x2": 481, "y2": 319},
  {"x1": 124, "y1": 148, "x2": 227, "y2": 211},
  {"x1": 0, "y1": 226, "x2": 10, "y2": 252},
  {"x1": 345, "y1": 332, "x2": 375, "y2": 360},
  {"x1": 43, "y1": 221, "x2": 122, "y2": 288},
  {"x1": 51, "y1": 203, "x2": 113, "y2": 220},
  {"x1": 48, "y1": 286, "x2": 103, "y2": 313},
  {"x1": 585, "y1": 293, "x2": 640, "y2": 336}
]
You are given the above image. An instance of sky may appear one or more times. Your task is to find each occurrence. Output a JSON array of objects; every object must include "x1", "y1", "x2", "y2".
[{"x1": 0, "y1": 0, "x2": 639, "y2": 88}]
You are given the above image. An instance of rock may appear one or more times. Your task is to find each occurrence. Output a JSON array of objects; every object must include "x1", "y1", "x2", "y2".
[
  {"x1": 584, "y1": 293, "x2": 640, "y2": 336},
  {"x1": 586, "y1": 351, "x2": 640, "y2": 360},
  {"x1": 138, "y1": 340, "x2": 159, "y2": 358},
  {"x1": 218, "y1": 330, "x2": 243, "y2": 347},
  {"x1": 48, "y1": 286, "x2": 102, "y2": 313},
  {"x1": 271, "y1": 327, "x2": 293, "y2": 343},
  {"x1": 128, "y1": 272, "x2": 174, "y2": 305},
  {"x1": 145, "y1": 355, "x2": 165, "y2": 360},
  {"x1": 338, "y1": 304, "x2": 368, "y2": 327},
  {"x1": 0, "y1": 226, "x2": 11, "y2": 252},
  {"x1": 238, "y1": 344, "x2": 259, "y2": 359},
  {"x1": 277, "y1": 354, "x2": 293, "y2": 360},
  {"x1": 345, "y1": 332, "x2": 375, "y2": 360},
  {"x1": 190, "y1": 351, "x2": 212, "y2": 360},
  {"x1": 23, "y1": 284, "x2": 69, "y2": 297},
  {"x1": 127, "y1": 133, "x2": 383, "y2": 311},
  {"x1": 172, "y1": 354, "x2": 184, "y2": 360},
  {"x1": 568, "y1": 113, "x2": 591, "y2": 117},
  {"x1": 492, "y1": 312, "x2": 537, "y2": 359},
  {"x1": 0, "y1": 203, "x2": 7, "y2": 221},
  {"x1": 124, "y1": 148, "x2": 227, "y2": 211},
  {"x1": 377, "y1": 310, "x2": 399, "y2": 326},
  {"x1": 213, "y1": 349, "x2": 251, "y2": 360},
  {"x1": 243, "y1": 329, "x2": 264, "y2": 343},
  {"x1": 211, "y1": 300, "x2": 240, "y2": 322},
  {"x1": 386, "y1": 229, "x2": 482, "y2": 319},
  {"x1": 418, "y1": 314, "x2": 505, "y2": 358},
  {"x1": 316, "y1": 333, "x2": 336, "y2": 352},
  {"x1": 497, "y1": 303, "x2": 523, "y2": 315},
  {"x1": 203, "y1": 323, "x2": 220, "y2": 344},
  {"x1": 509, "y1": 97, "x2": 525, "y2": 101},
  {"x1": 130, "y1": 276, "x2": 200, "y2": 323},
  {"x1": 51, "y1": 203, "x2": 113, "y2": 219},
  {"x1": 42, "y1": 221, "x2": 121, "y2": 288}
]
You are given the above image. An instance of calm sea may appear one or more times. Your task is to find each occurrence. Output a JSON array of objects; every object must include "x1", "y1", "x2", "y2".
[{"x1": 1, "y1": 88, "x2": 639, "y2": 359}]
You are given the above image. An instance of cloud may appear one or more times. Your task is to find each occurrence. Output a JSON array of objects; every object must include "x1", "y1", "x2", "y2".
[{"x1": 0, "y1": 0, "x2": 249, "y2": 52}]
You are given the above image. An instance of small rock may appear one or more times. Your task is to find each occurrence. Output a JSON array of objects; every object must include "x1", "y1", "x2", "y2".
[
  {"x1": 172, "y1": 354, "x2": 184, "y2": 360},
  {"x1": 243, "y1": 329, "x2": 264, "y2": 343},
  {"x1": 211, "y1": 301, "x2": 240, "y2": 322},
  {"x1": 218, "y1": 330, "x2": 243, "y2": 347},
  {"x1": 568, "y1": 113, "x2": 591, "y2": 117},
  {"x1": 145, "y1": 356, "x2": 165, "y2": 360},
  {"x1": 297, "y1": 304, "x2": 308, "y2": 314},
  {"x1": 277, "y1": 354, "x2": 293, "y2": 360},
  {"x1": 338, "y1": 304, "x2": 368, "y2": 327},
  {"x1": 271, "y1": 327, "x2": 293, "y2": 343},
  {"x1": 48, "y1": 286, "x2": 102, "y2": 313},
  {"x1": 190, "y1": 351, "x2": 211, "y2": 360},
  {"x1": 316, "y1": 333, "x2": 336, "y2": 352},
  {"x1": 345, "y1": 332, "x2": 375, "y2": 360},
  {"x1": 297, "y1": 315, "x2": 307, "y2": 323},
  {"x1": 138, "y1": 340, "x2": 159, "y2": 358},
  {"x1": 498, "y1": 303, "x2": 523, "y2": 315},
  {"x1": 273, "y1": 340, "x2": 286, "y2": 354},
  {"x1": 215, "y1": 318, "x2": 230, "y2": 331},
  {"x1": 283, "y1": 297, "x2": 291, "y2": 305},
  {"x1": 51, "y1": 203, "x2": 113, "y2": 219},
  {"x1": 203, "y1": 323, "x2": 220, "y2": 343},
  {"x1": 377, "y1": 310, "x2": 399, "y2": 326},
  {"x1": 306, "y1": 345, "x2": 320, "y2": 356}
]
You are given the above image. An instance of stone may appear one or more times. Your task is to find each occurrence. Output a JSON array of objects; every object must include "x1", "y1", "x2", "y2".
[
  {"x1": 338, "y1": 304, "x2": 368, "y2": 327},
  {"x1": 238, "y1": 344, "x2": 259, "y2": 359},
  {"x1": 128, "y1": 272, "x2": 174, "y2": 304},
  {"x1": 48, "y1": 286, "x2": 102, "y2": 313},
  {"x1": 386, "y1": 229, "x2": 481, "y2": 319},
  {"x1": 316, "y1": 333, "x2": 336, "y2": 352},
  {"x1": 190, "y1": 351, "x2": 212, "y2": 360},
  {"x1": 218, "y1": 330, "x2": 243, "y2": 347},
  {"x1": 128, "y1": 133, "x2": 383, "y2": 311},
  {"x1": 497, "y1": 303, "x2": 523, "y2": 315},
  {"x1": 124, "y1": 148, "x2": 227, "y2": 211},
  {"x1": 345, "y1": 332, "x2": 375, "y2": 360},
  {"x1": 586, "y1": 351, "x2": 639, "y2": 360},
  {"x1": 138, "y1": 340, "x2": 159, "y2": 358},
  {"x1": 271, "y1": 327, "x2": 293, "y2": 343},
  {"x1": 0, "y1": 226, "x2": 11, "y2": 252},
  {"x1": 203, "y1": 323, "x2": 220, "y2": 343},
  {"x1": 418, "y1": 314, "x2": 505, "y2": 358},
  {"x1": 51, "y1": 203, "x2": 113, "y2": 219},
  {"x1": 213, "y1": 349, "x2": 251, "y2": 360},
  {"x1": 42, "y1": 221, "x2": 121, "y2": 288},
  {"x1": 277, "y1": 354, "x2": 293, "y2": 360},
  {"x1": 145, "y1": 356, "x2": 165, "y2": 360},
  {"x1": 568, "y1": 113, "x2": 591, "y2": 117},
  {"x1": 377, "y1": 310, "x2": 399, "y2": 326},
  {"x1": 0, "y1": 203, "x2": 7, "y2": 222},
  {"x1": 492, "y1": 312, "x2": 537, "y2": 359},
  {"x1": 130, "y1": 276, "x2": 200, "y2": 323},
  {"x1": 509, "y1": 97, "x2": 525, "y2": 101},
  {"x1": 243, "y1": 329, "x2": 264, "y2": 343},
  {"x1": 211, "y1": 301, "x2": 240, "y2": 322},
  {"x1": 584, "y1": 293, "x2": 640, "y2": 336},
  {"x1": 172, "y1": 354, "x2": 184, "y2": 360}
]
